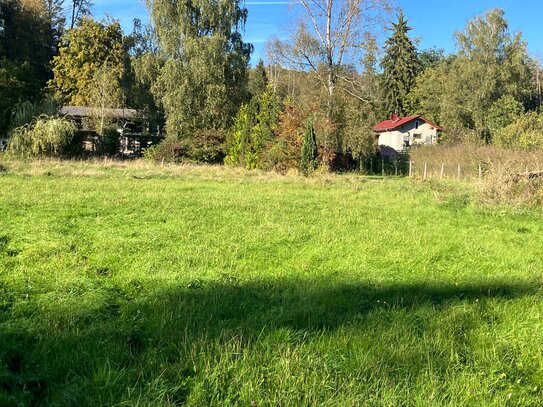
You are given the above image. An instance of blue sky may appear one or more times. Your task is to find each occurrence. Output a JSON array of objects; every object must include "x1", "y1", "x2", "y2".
[{"x1": 92, "y1": 0, "x2": 543, "y2": 63}]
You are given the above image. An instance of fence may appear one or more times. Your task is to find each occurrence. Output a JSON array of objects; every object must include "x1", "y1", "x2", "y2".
[
  {"x1": 360, "y1": 155, "x2": 543, "y2": 182},
  {"x1": 407, "y1": 161, "x2": 485, "y2": 181}
]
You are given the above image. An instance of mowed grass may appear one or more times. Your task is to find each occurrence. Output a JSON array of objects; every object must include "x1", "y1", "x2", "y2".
[{"x1": 0, "y1": 159, "x2": 542, "y2": 406}]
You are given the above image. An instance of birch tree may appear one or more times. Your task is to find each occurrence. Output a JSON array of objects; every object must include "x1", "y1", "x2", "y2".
[
  {"x1": 268, "y1": 0, "x2": 392, "y2": 118},
  {"x1": 145, "y1": 0, "x2": 252, "y2": 137}
]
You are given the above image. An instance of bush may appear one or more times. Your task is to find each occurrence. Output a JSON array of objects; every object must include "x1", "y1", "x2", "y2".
[
  {"x1": 225, "y1": 86, "x2": 279, "y2": 170},
  {"x1": 99, "y1": 127, "x2": 121, "y2": 156},
  {"x1": 493, "y1": 112, "x2": 543, "y2": 150},
  {"x1": 144, "y1": 130, "x2": 225, "y2": 164},
  {"x1": 8, "y1": 115, "x2": 77, "y2": 157},
  {"x1": 260, "y1": 101, "x2": 303, "y2": 174}
]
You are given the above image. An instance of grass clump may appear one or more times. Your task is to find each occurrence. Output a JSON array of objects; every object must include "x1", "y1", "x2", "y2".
[{"x1": 0, "y1": 160, "x2": 542, "y2": 405}]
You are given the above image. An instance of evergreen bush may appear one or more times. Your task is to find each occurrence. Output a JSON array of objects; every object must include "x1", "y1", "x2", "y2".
[{"x1": 300, "y1": 118, "x2": 318, "y2": 176}]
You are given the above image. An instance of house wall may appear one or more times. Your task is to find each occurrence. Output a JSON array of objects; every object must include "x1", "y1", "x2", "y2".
[{"x1": 377, "y1": 119, "x2": 439, "y2": 154}]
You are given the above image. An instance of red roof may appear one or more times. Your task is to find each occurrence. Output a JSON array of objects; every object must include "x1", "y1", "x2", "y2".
[{"x1": 373, "y1": 115, "x2": 444, "y2": 132}]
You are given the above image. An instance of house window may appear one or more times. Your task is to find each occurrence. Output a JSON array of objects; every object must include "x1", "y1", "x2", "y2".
[{"x1": 415, "y1": 120, "x2": 420, "y2": 129}]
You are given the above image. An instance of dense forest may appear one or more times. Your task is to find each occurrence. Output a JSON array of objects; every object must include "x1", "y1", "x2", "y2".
[{"x1": 1, "y1": 0, "x2": 543, "y2": 171}]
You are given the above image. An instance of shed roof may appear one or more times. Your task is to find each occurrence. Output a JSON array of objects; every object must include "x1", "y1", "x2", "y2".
[
  {"x1": 60, "y1": 106, "x2": 140, "y2": 120},
  {"x1": 373, "y1": 115, "x2": 444, "y2": 132}
]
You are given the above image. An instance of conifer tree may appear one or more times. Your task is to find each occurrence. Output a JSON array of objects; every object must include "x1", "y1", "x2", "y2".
[
  {"x1": 300, "y1": 118, "x2": 317, "y2": 176},
  {"x1": 248, "y1": 59, "x2": 268, "y2": 98},
  {"x1": 380, "y1": 11, "x2": 419, "y2": 116}
]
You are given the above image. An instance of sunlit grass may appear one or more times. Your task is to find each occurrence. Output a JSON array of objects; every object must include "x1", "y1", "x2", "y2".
[{"x1": 0, "y1": 159, "x2": 542, "y2": 406}]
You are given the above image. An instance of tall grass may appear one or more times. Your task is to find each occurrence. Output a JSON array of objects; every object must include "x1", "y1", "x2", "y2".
[
  {"x1": 409, "y1": 144, "x2": 543, "y2": 180},
  {"x1": 0, "y1": 160, "x2": 542, "y2": 405}
]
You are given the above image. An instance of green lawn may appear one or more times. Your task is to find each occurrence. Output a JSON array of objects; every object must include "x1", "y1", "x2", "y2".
[{"x1": 0, "y1": 160, "x2": 542, "y2": 406}]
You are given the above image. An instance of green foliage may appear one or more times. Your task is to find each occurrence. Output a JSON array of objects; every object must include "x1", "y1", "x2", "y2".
[
  {"x1": 10, "y1": 96, "x2": 59, "y2": 129},
  {"x1": 8, "y1": 115, "x2": 77, "y2": 157},
  {"x1": 417, "y1": 48, "x2": 445, "y2": 71},
  {"x1": 248, "y1": 59, "x2": 268, "y2": 98},
  {"x1": 225, "y1": 104, "x2": 250, "y2": 167},
  {"x1": 337, "y1": 94, "x2": 379, "y2": 165},
  {"x1": 84, "y1": 62, "x2": 123, "y2": 136},
  {"x1": 493, "y1": 112, "x2": 543, "y2": 150},
  {"x1": 144, "y1": 131, "x2": 226, "y2": 163},
  {"x1": 380, "y1": 11, "x2": 420, "y2": 116},
  {"x1": 408, "y1": 9, "x2": 533, "y2": 142},
  {"x1": 99, "y1": 127, "x2": 121, "y2": 156},
  {"x1": 260, "y1": 100, "x2": 304, "y2": 173},
  {"x1": 225, "y1": 86, "x2": 280, "y2": 169},
  {"x1": 147, "y1": 0, "x2": 252, "y2": 137},
  {"x1": 49, "y1": 18, "x2": 126, "y2": 106},
  {"x1": 300, "y1": 118, "x2": 318, "y2": 175},
  {"x1": 0, "y1": 60, "x2": 40, "y2": 134},
  {"x1": 0, "y1": 0, "x2": 58, "y2": 81},
  {"x1": 487, "y1": 95, "x2": 524, "y2": 135},
  {"x1": 0, "y1": 0, "x2": 63, "y2": 134}
]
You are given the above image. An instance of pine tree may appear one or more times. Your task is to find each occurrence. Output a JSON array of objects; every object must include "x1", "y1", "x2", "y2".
[
  {"x1": 380, "y1": 11, "x2": 420, "y2": 117},
  {"x1": 248, "y1": 59, "x2": 268, "y2": 98},
  {"x1": 300, "y1": 118, "x2": 317, "y2": 176}
]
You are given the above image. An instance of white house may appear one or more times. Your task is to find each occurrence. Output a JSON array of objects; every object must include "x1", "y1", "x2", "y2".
[{"x1": 373, "y1": 114, "x2": 444, "y2": 155}]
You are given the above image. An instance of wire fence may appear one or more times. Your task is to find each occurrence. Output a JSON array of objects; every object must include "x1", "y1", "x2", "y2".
[{"x1": 360, "y1": 155, "x2": 543, "y2": 182}]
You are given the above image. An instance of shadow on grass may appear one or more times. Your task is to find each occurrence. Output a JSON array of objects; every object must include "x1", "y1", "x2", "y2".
[{"x1": 1, "y1": 277, "x2": 541, "y2": 405}]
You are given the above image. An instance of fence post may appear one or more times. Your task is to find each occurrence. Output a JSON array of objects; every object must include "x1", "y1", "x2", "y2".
[
  {"x1": 381, "y1": 159, "x2": 385, "y2": 176},
  {"x1": 409, "y1": 161, "x2": 413, "y2": 177},
  {"x1": 395, "y1": 161, "x2": 398, "y2": 176},
  {"x1": 370, "y1": 158, "x2": 373, "y2": 174},
  {"x1": 424, "y1": 162, "x2": 428, "y2": 179},
  {"x1": 440, "y1": 163, "x2": 444, "y2": 179},
  {"x1": 457, "y1": 164, "x2": 461, "y2": 180},
  {"x1": 478, "y1": 164, "x2": 482, "y2": 182}
]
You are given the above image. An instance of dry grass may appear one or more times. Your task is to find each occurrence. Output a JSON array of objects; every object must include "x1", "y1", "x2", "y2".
[
  {"x1": 478, "y1": 160, "x2": 543, "y2": 207},
  {"x1": 409, "y1": 144, "x2": 543, "y2": 180},
  {"x1": 409, "y1": 145, "x2": 543, "y2": 206},
  {"x1": 0, "y1": 155, "x2": 365, "y2": 187}
]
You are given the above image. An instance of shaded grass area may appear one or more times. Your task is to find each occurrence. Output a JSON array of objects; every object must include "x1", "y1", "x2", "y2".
[{"x1": 0, "y1": 160, "x2": 542, "y2": 405}]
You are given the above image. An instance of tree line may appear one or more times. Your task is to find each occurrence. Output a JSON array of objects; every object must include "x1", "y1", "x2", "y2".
[{"x1": 1, "y1": 0, "x2": 542, "y2": 171}]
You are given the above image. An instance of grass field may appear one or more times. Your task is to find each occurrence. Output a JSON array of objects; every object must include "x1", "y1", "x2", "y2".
[{"x1": 1, "y1": 159, "x2": 542, "y2": 406}]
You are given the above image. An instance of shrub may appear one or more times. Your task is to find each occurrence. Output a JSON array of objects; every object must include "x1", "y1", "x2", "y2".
[
  {"x1": 225, "y1": 85, "x2": 279, "y2": 170},
  {"x1": 99, "y1": 127, "x2": 121, "y2": 156},
  {"x1": 144, "y1": 130, "x2": 225, "y2": 164},
  {"x1": 260, "y1": 100, "x2": 303, "y2": 174},
  {"x1": 8, "y1": 115, "x2": 77, "y2": 157},
  {"x1": 493, "y1": 112, "x2": 543, "y2": 150}
]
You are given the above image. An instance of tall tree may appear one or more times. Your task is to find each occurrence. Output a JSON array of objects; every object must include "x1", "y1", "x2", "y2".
[
  {"x1": 0, "y1": 0, "x2": 62, "y2": 133},
  {"x1": 248, "y1": 59, "x2": 268, "y2": 98},
  {"x1": 268, "y1": 0, "x2": 392, "y2": 119},
  {"x1": 48, "y1": 17, "x2": 126, "y2": 106},
  {"x1": 380, "y1": 10, "x2": 419, "y2": 116},
  {"x1": 146, "y1": 0, "x2": 252, "y2": 138},
  {"x1": 68, "y1": 0, "x2": 92, "y2": 29},
  {"x1": 86, "y1": 62, "x2": 122, "y2": 135},
  {"x1": 409, "y1": 9, "x2": 533, "y2": 142}
]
